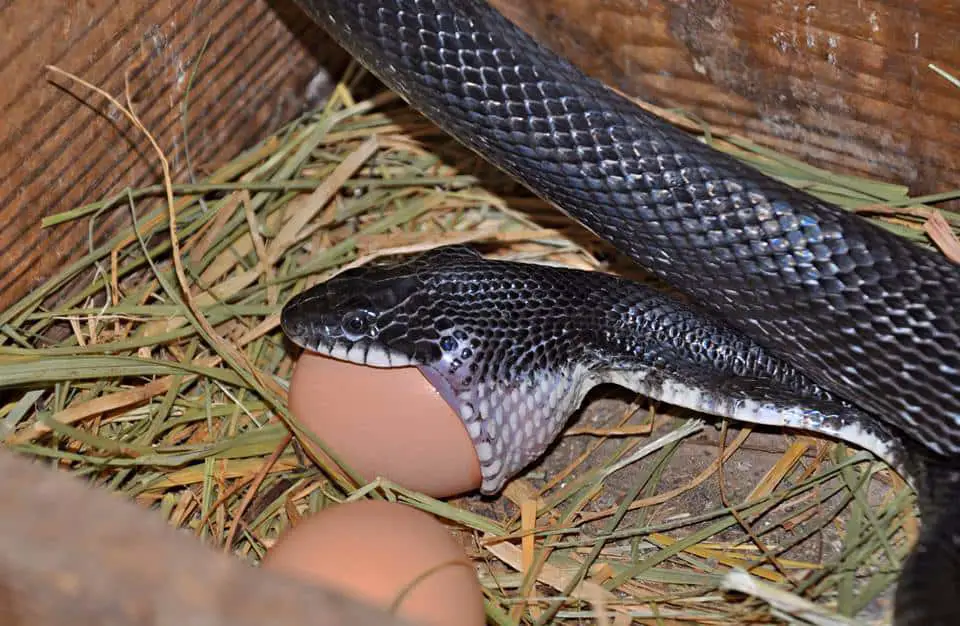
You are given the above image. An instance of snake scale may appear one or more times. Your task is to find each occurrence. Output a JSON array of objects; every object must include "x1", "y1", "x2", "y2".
[{"x1": 280, "y1": 1, "x2": 960, "y2": 622}]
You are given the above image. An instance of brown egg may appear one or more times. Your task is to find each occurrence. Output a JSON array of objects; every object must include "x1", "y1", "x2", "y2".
[
  {"x1": 287, "y1": 351, "x2": 481, "y2": 497},
  {"x1": 261, "y1": 500, "x2": 485, "y2": 626}
]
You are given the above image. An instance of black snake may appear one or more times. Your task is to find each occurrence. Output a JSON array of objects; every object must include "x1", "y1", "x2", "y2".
[{"x1": 279, "y1": 1, "x2": 960, "y2": 623}]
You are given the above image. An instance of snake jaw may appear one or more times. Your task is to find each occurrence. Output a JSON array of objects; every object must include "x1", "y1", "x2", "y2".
[{"x1": 418, "y1": 360, "x2": 600, "y2": 494}]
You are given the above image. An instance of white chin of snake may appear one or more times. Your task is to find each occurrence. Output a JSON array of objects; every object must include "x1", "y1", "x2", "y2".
[{"x1": 323, "y1": 341, "x2": 413, "y2": 368}]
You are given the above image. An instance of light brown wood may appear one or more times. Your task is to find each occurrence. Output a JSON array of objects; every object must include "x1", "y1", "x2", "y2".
[
  {"x1": 0, "y1": 0, "x2": 346, "y2": 310},
  {"x1": 492, "y1": 0, "x2": 960, "y2": 194}
]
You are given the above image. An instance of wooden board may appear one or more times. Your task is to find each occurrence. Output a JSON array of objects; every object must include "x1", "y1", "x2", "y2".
[
  {"x1": 494, "y1": 0, "x2": 960, "y2": 194},
  {"x1": 2, "y1": 0, "x2": 958, "y2": 310},
  {"x1": 0, "y1": 0, "x2": 344, "y2": 310}
]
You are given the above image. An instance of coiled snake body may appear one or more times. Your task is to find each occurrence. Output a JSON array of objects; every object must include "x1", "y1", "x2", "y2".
[{"x1": 281, "y1": 1, "x2": 960, "y2": 622}]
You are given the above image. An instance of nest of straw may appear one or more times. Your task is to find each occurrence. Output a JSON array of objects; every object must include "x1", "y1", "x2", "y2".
[{"x1": 2, "y1": 60, "x2": 959, "y2": 625}]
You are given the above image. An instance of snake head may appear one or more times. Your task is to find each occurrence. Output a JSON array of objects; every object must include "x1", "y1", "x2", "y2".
[
  {"x1": 281, "y1": 267, "x2": 427, "y2": 367},
  {"x1": 280, "y1": 246, "x2": 483, "y2": 367}
]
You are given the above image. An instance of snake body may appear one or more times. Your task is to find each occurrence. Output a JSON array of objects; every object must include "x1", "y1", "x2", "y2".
[{"x1": 282, "y1": 1, "x2": 960, "y2": 622}]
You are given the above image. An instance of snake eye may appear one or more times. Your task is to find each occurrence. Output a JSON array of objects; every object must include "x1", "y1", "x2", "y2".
[{"x1": 341, "y1": 310, "x2": 372, "y2": 338}]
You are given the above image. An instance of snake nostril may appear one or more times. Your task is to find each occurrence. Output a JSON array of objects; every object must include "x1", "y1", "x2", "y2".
[{"x1": 280, "y1": 305, "x2": 312, "y2": 343}]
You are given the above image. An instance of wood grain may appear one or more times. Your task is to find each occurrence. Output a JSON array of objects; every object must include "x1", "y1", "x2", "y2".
[
  {"x1": 0, "y1": 0, "x2": 345, "y2": 310},
  {"x1": 492, "y1": 0, "x2": 960, "y2": 194}
]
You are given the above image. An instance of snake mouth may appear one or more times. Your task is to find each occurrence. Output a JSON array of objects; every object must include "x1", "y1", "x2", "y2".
[
  {"x1": 282, "y1": 299, "x2": 416, "y2": 368},
  {"x1": 281, "y1": 324, "x2": 415, "y2": 368},
  {"x1": 322, "y1": 339, "x2": 414, "y2": 368}
]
